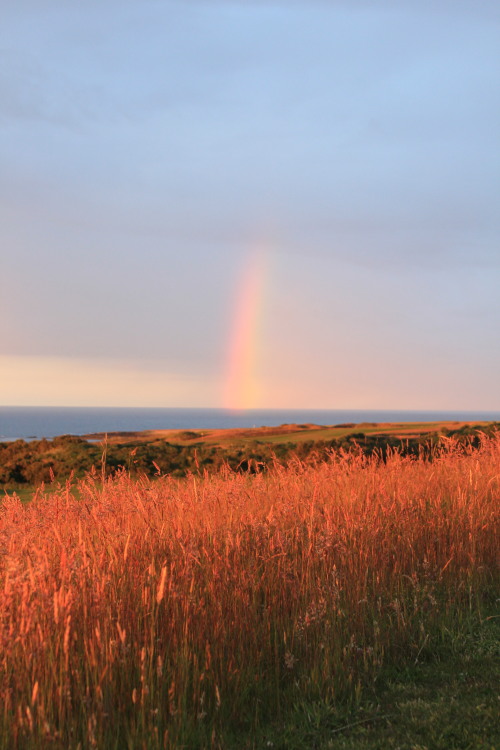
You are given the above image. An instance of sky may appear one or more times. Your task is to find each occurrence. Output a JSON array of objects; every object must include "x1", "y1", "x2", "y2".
[{"x1": 1, "y1": 0, "x2": 499, "y2": 410}]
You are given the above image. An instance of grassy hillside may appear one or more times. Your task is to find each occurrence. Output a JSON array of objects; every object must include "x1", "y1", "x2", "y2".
[
  {"x1": 1, "y1": 420, "x2": 498, "y2": 493},
  {"x1": 0, "y1": 436, "x2": 498, "y2": 748}
]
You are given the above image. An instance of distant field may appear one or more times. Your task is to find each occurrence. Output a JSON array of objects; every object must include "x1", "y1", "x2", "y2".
[{"x1": 81, "y1": 419, "x2": 491, "y2": 446}]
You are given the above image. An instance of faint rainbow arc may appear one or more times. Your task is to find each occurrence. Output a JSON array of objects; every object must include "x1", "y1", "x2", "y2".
[{"x1": 223, "y1": 247, "x2": 268, "y2": 411}]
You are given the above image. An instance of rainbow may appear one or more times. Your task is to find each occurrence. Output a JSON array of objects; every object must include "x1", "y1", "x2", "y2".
[{"x1": 223, "y1": 246, "x2": 269, "y2": 411}]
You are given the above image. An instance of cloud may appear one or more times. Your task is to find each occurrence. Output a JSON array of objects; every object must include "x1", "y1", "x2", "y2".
[
  {"x1": 0, "y1": 356, "x2": 222, "y2": 407},
  {"x1": 0, "y1": 0, "x2": 498, "y2": 409},
  {"x1": 0, "y1": 50, "x2": 119, "y2": 127}
]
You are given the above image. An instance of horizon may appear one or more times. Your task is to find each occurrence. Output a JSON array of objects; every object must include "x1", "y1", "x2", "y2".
[
  {"x1": 2, "y1": 404, "x2": 500, "y2": 415},
  {"x1": 3, "y1": 403, "x2": 500, "y2": 443},
  {"x1": 1, "y1": 1, "x2": 499, "y2": 410}
]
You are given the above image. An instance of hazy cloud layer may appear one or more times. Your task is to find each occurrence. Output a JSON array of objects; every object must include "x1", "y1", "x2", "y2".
[{"x1": 1, "y1": 1, "x2": 499, "y2": 406}]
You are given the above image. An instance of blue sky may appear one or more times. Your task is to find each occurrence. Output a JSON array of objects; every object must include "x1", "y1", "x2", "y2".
[{"x1": 1, "y1": 0, "x2": 499, "y2": 408}]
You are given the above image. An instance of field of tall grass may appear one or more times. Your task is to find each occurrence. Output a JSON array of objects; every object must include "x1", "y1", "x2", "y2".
[{"x1": 0, "y1": 437, "x2": 498, "y2": 748}]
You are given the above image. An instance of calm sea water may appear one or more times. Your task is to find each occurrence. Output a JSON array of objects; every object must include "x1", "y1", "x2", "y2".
[{"x1": 1, "y1": 406, "x2": 499, "y2": 441}]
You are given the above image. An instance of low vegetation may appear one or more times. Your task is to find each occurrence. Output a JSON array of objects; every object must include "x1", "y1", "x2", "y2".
[
  {"x1": 1, "y1": 420, "x2": 498, "y2": 490},
  {"x1": 0, "y1": 435, "x2": 498, "y2": 748}
]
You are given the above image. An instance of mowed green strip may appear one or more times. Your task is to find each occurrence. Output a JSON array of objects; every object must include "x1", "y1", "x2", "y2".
[{"x1": 237, "y1": 427, "x2": 360, "y2": 444}]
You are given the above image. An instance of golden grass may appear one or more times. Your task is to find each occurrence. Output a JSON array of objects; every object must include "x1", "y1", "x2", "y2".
[{"x1": 0, "y1": 438, "x2": 498, "y2": 748}]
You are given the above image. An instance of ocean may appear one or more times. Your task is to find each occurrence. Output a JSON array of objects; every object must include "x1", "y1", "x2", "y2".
[{"x1": 1, "y1": 406, "x2": 499, "y2": 441}]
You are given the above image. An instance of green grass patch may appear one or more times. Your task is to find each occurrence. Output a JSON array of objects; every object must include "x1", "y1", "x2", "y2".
[
  {"x1": 237, "y1": 613, "x2": 500, "y2": 750},
  {"x1": 2, "y1": 485, "x2": 36, "y2": 504}
]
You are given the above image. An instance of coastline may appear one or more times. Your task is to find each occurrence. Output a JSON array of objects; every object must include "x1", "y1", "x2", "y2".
[{"x1": 2, "y1": 405, "x2": 500, "y2": 442}]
